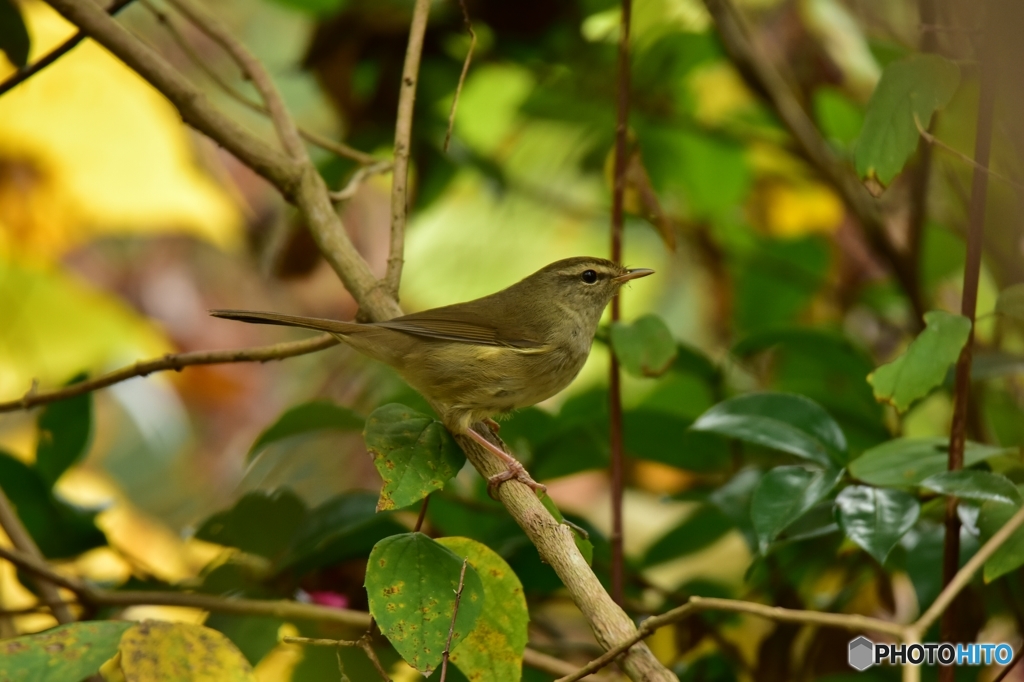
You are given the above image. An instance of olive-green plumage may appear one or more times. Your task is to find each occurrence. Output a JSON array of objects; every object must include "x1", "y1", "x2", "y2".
[{"x1": 211, "y1": 256, "x2": 653, "y2": 491}]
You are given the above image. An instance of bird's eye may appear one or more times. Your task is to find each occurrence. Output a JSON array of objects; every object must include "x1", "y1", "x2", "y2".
[{"x1": 581, "y1": 270, "x2": 598, "y2": 284}]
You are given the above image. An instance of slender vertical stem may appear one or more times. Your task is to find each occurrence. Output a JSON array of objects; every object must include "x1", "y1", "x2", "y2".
[
  {"x1": 385, "y1": 0, "x2": 431, "y2": 301},
  {"x1": 939, "y1": 37, "x2": 997, "y2": 667},
  {"x1": 439, "y1": 558, "x2": 469, "y2": 681},
  {"x1": 609, "y1": 0, "x2": 633, "y2": 607}
]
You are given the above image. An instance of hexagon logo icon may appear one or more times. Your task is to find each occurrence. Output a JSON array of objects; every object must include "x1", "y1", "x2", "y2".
[{"x1": 849, "y1": 636, "x2": 874, "y2": 671}]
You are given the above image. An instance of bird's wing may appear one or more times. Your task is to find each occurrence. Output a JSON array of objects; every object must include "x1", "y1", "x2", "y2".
[{"x1": 375, "y1": 305, "x2": 545, "y2": 349}]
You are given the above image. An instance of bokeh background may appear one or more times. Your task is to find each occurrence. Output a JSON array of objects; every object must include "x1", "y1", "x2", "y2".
[{"x1": 1, "y1": 0, "x2": 1023, "y2": 679}]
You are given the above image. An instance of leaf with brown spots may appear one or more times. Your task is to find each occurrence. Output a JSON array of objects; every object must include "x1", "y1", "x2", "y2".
[
  {"x1": 366, "y1": 532, "x2": 484, "y2": 674},
  {"x1": 364, "y1": 404, "x2": 466, "y2": 511},
  {"x1": 0, "y1": 621, "x2": 130, "y2": 682},
  {"x1": 105, "y1": 620, "x2": 256, "y2": 681},
  {"x1": 438, "y1": 537, "x2": 528, "y2": 682}
]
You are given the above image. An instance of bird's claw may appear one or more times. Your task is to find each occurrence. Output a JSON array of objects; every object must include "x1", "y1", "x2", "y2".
[{"x1": 487, "y1": 460, "x2": 546, "y2": 499}]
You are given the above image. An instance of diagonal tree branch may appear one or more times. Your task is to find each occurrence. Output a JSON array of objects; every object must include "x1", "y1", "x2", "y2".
[
  {"x1": 700, "y1": 0, "x2": 926, "y2": 324},
  {"x1": 384, "y1": 0, "x2": 431, "y2": 300},
  {"x1": 0, "y1": 334, "x2": 337, "y2": 413},
  {"x1": 162, "y1": 0, "x2": 305, "y2": 161},
  {"x1": 0, "y1": 490, "x2": 75, "y2": 624},
  {"x1": 141, "y1": 0, "x2": 377, "y2": 165}
]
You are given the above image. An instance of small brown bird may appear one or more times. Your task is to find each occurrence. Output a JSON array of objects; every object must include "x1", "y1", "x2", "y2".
[{"x1": 211, "y1": 257, "x2": 653, "y2": 493}]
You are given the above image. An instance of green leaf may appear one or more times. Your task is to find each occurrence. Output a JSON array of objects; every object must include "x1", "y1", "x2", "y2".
[
  {"x1": 750, "y1": 466, "x2": 843, "y2": 553},
  {"x1": 855, "y1": 54, "x2": 961, "y2": 185},
  {"x1": 276, "y1": 491, "x2": 405, "y2": 574},
  {"x1": 610, "y1": 314, "x2": 678, "y2": 377},
  {"x1": 248, "y1": 400, "x2": 363, "y2": 462},
  {"x1": 111, "y1": 620, "x2": 256, "y2": 681},
  {"x1": 35, "y1": 374, "x2": 93, "y2": 487},
  {"x1": 734, "y1": 236, "x2": 831, "y2": 334},
  {"x1": 0, "y1": 0, "x2": 30, "y2": 69},
  {"x1": 691, "y1": 392, "x2": 847, "y2": 466},
  {"x1": 849, "y1": 437, "x2": 1011, "y2": 487},
  {"x1": 0, "y1": 621, "x2": 131, "y2": 682},
  {"x1": 868, "y1": 311, "x2": 971, "y2": 413},
  {"x1": 625, "y1": 410, "x2": 731, "y2": 473},
  {"x1": 195, "y1": 489, "x2": 307, "y2": 559},
  {"x1": 642, "y1": 504, "x2": 733, "y2": 567},
  {"x1": 977, "y1": 500, "x2": 1024, "y2": 582},
  {"x1": 920, "y1": 470, "x2": 1022, "y2": 506},
  {"x1": 437, "y1": 537, "x2": 528, "y2": 682},
  {"x1": 364, "y1": 404, "x2": 466, "y2": 511},
  {"x1": 0, "y1": 451, "x2": 105, "y2": 559},
  {"x1": 813, "y1": 87, "x2": 865, "y2": 150},
  {"x1": 539, "y1": 493, "x2": 593, "y2": 564},
  {"x1": 835, "y1": 486, "x2": 920, "y2": 563},
  {"x1": 995, "y1": 283, "x2": 1024, "y2": 322},
  {"x1": 366, "y1": 532, "x2": 484, "y2": 675},
  {"x1": 263, "y1": 0, "x2": 348, "y2": 16}
]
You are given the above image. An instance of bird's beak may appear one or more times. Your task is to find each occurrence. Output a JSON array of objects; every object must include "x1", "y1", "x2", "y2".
[{"x1": 613, "y1": 268, "x2": 655, "y2": 283}]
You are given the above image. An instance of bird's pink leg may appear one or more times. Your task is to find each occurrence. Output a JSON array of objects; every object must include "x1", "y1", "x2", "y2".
[{"x1": 465, "y1": 428, "x2": 546, "y2": 496}]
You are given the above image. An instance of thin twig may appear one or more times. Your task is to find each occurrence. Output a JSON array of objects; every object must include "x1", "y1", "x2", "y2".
[
  {"x1": 0, "y1": 335, "x2": 337, "y2": 413},
  {"x1": 162, "y1": 0, "x2": 305, "y2": 161},
  {"x1": 700, "y1": 0, "x2": 926, "y2": 324},
  {"x1": 915, "y1": 505, "x2": 1024, "y2": 638},
  {"x1": 913, "y1": 114, "x2": 1024, "y2": 190},
  {"x1": 442, "y1": 0, "x2": 476, "y2": 153},
  {"x1": 939, "y1": 38, "x2": 997, "y2": 660},
  {"x1": 991, "y1": 643, "x2": 1024, "y2": 682},
  {"x1": 0, "y1": 0, "x2": 136, "y2": 98},
  {"x1": 385, "y1": 0, "x2": 431, "y2": 300},
  {"x1": 439, "y1": 558, "x2": 469, "y2": 681},
  {"x1": 141, "y1": 0, "x2": 377, "y2": 165},
  {"x1": 329, "y1": 160, "x2": 394, "y2": 202},
  {"x1": 608, "y1": 0, "x2": 633, "y2": 608},
  {"x1": 283, "y1": 636, "x2": 392, "y2": 682},
  {"x1": 413, "y1": 495, "x2": 430, "y2": 533},
  {"x1": 0, "y1": 490, "x2": 75, "y2": 624}
]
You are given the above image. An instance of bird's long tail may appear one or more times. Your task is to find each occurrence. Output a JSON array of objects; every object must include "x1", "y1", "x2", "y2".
[{"x1": 209, "y1": 309, "x2": 361, "y2": 335}]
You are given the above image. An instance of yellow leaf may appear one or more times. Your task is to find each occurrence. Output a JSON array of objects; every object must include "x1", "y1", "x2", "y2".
[
  {"x1": 112, "y1": 621, "x2": 256, "y2": 682},
  {"x1": 688, "y1": 62, "x2": 755, "y2": 126},
  {"x1": 0, "y1": 2, "x2": 241, "y2": 261},
  {"x1": 0, "y1": 258, "x2": 169, "y2": 401},
  {"x1": 753, "y1": 181, "x2": 845, "y2": 238}
]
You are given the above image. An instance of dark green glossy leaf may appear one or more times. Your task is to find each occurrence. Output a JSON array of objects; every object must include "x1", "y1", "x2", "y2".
[
  {"x1": 0, "y1": 621, "x2": 131, "y2": 682},
  {"x1": 438, "y1": 537, "x2": 528, "y2": 682},
  {"x1": 692, "y1": 392, "x2": 847, "y2": 466},
  {"x1": 248, "y1": 400, "x2": 363, "y2": 462},
  {"x1": 276, "y1": 491, "x2": 405, "y2": 574},
  {"x1": 0, "y1": 451, "x2": 105, "y2": 559},
  {"x1": 364, "y1": 404, "x2": 466, "y2": 511},
  {"x1": 642, "y1": 504, "x2": 733, "y2": 567},
  {"x1": 35, "y1": 374, "x2": 92, "y2": 487},
  {"x1": 835, "y1": 485, "x2": 919, "y2": 563},
  {"x1": 0, "y1": 0, "x2": 29, "y2": 69},
  {"x1": 750, "y1": 466, "x2": 843, "y2": 552},
  {"x1": 995, "y1": 283, "x2": 1024, "y2": 322},
  {"x1": 195, "y1": 489, "x2": 307, "y2": 559},
  {"x1": 977, "y1": 500, "x2": 1024, "y2": 582},
  {"x1": 848, "y1": 437, "x2": 1011, "y2": 487},
  {"x1": 624, "y1": 410, "x2": 730, "y2": 473},
  {"x1": 366, "y1": 533, "x2": 484, "y2": 675},
  {"x1": 855, "y1": 54, "x2": 960, "y2": 185},
  {"x1": 920, "y1": 470, "x2": 1022, "y2": 506},
  {"x1": 868, "y1": 311, "x2": 971, "y2": 413},
  {"x1": 610, "y1": 314, "x2": 677, "y2": 377},
  {"x1": 901, "y1": 522, "x2": 945, "y2": 611}
]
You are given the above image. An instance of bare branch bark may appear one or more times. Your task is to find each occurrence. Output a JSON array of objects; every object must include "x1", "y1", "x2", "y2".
[
  {"x1": 162, "y1": 0, "x2": 305, "y2": 161},
  {"x1": 0, "y1": 491, "x2": 75, "y2": 624},
  {"x1": 0, "y1": 335, "x2": 337, "y2": 413},
  {"x1": 700, "y1": 0, "x2": 927, "y2": 324},
  {"x1": 442, "y1": 0, "x2": 476, "y2": 153},
  {"x1": 385, "y1": 0, "x2": 431, "y2": 300},
  {"x1": 141, "y1": 0, "x2": 377, "y2": 165}
]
